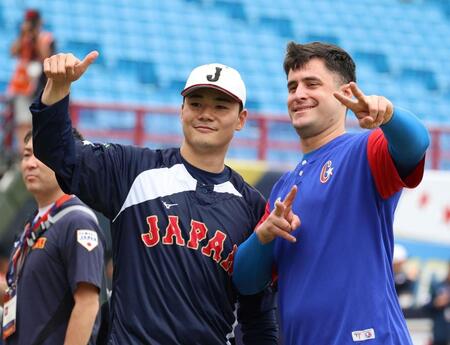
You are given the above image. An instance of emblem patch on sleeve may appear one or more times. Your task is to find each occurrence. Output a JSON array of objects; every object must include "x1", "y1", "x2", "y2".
[
  {"x1": 77, "y1": 230, "x2": 98, "y2": 251},
  {"x1": 32, "y1": 237, "x2": 47, "y2": 250}
]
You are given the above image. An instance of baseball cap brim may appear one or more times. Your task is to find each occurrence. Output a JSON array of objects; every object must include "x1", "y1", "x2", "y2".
[{"x1": 181, "y1": 84, "x2": 243, "y2": 105}]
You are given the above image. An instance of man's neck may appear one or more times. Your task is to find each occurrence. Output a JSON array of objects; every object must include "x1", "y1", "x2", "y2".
[
  {"x1": 180, "y1": 144, "x2": 227, "y2": 173},
  {"x1": 300, "y1": 120, "x2": 346, "y2": 154},
  {"x1": 35, "y1": 190, "x2": 66, "y2": 209}
]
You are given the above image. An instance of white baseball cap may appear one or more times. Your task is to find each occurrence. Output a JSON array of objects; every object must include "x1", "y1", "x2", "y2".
[
  {"x1": 181, "y1": 63, "x2": 246, "y2": 107},
  {"x1": 393, "y1": 244, "x2": 408, "y2": 263}
]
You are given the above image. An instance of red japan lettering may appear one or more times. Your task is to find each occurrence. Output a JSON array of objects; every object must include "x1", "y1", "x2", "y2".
[
  {"x1": 187, "y1": 220, "x2": 208, "y2": 249},
  {"x1": 162, "y1": 216, "x2": 185, "y2": 246},
  {"x1": 201, "y1": 230, "x2": 226, "y2": 263},
  {"x1": 141, "y1": 215, "x2": 160, "y2": 247},
  {"x1": 220, "y1": 244, "x2": 237, "y2": 274}
]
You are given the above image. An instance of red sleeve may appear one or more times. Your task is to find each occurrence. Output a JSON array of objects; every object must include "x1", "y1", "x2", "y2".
[
  {"x1": 367, "y1": 129, "x2": 425, "y2": 199},
  {"x1": 254, "y1": 202, "x2": 270, "y2": 231}
]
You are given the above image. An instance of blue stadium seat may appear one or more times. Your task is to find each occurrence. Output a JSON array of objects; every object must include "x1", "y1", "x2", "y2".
[
  {"x1": 213, "y1": 1, "x2": 247, "y2": 21},
  {"x1": 62, "y1": 40, "x2": 103, "y2": 64},
  {"x1": 0, "y1": 5, "x2": 5, "y2": 29},
  {"x1": 245, "y1": 99, "x2": 261, "y2": 111},
  {"x1": 145, "y1": 114, "x2": 181, "y2": 134},
  {"x1": 165, "y1": 79, "x2": 186, "y2": 95},
  {"x1": 353, "y1": 51, "x2": 390, "y2": 74},
  {"x1": 258, "y1": 16, "x2": 294, "y2": 38},
  {"x1": 116, "y1": 59, "x2": 158, "y2": 86},
  {"x1": 400, "y1": 68, "x2": 439, "y2": 91},
  {"x1": 0, "y1": 79, "x2": 8, "y2": 93},
  {"x1": 305, "y1": 33, "x2": 340, "y2": 45}
]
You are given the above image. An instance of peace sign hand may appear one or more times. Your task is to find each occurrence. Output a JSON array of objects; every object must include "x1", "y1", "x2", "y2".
[
  {"x1": 333, "y1": 82, "x2": 394, "y2": 129},
  {"x1": 256, "y1": 185, "x2": 301, "y2": 244}
]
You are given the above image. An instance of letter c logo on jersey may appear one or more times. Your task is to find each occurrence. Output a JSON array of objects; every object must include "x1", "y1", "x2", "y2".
[{"x1": 320, "y1": 160, "x2": 334, "y2": 184}]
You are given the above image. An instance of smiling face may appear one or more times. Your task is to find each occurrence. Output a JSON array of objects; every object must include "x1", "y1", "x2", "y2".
[
  {"x1": 21, "y1": 138, "x2": 61, "y2": 203},
  {"x1": 180, "y1": 87, "x2": 247, "y2": 155},
  {"x1": 287, "y1": 58, "x2": 350, "y2": 139}
]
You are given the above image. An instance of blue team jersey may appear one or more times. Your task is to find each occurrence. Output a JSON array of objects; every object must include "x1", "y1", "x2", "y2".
[
  {"x1": 267, "y1": 130, "x2": 424, "y2": 345},
  {"x1": 6, "y1": 197, "x2": 105, "y2": 345},
  {"x1": 30, "y1": 96, "x2": 277, "y2": 345}
]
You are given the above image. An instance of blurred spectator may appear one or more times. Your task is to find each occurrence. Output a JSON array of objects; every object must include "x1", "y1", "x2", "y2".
[
  {"x1": 3, "y1": 129, "x2": 104, "y2": 344},
  {"x1": 7, "y1": 9, "x2": 55, "y2": 154},
  {"x1": 427, "y1": 263, "x2": 450, "y2": 345},
  {"x1": 393, "y1": 244, "x2": 418, "y2": 310}
]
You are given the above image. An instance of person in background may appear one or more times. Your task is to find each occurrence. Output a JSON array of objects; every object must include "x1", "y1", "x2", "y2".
[
  {"x1": 427, "y1": 262, "x2": 450, "y2": 345},
  {"x1": 8, "y1": 9, "x2": 55, "y2": 154},
  {"x1": 393, "y1": 244, "x2": 418, "y2": 311},
  {"x1": 3, "y1": 129, "x2": 105, "y2": 345}
]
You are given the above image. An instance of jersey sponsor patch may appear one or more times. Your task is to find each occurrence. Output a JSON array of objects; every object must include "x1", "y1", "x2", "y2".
[
  {"x1": 351, "y1": 328, "x2": 375, "y2": 342},
  {"x1": 32, "y1": 237, "x2": 47, "y2": 250},
  {"x1": 77, "y1": 230, "x2": 98, "y2": 251}
]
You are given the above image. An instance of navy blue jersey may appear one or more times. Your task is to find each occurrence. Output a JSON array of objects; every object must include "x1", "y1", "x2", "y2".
[
  {"x1": 266, "y1": 130, "x2": 424, "y2": 345},
  {"x1": 6, "y1": 197, "x2": 105, "y2": 345},
  {"x1": 31, "y1": 96, "x2": 277, "y2": 345}
]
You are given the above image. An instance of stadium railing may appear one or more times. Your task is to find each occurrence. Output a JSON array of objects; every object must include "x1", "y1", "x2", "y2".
[
  {"x1": 1, "y1": 96, "x2": 449, "y2": 169},
  {"x1": 69, "y1": 100, "x2": 450, "y2": 170}
]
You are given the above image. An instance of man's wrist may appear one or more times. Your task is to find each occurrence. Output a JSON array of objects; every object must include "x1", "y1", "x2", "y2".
[
  {"x1": 255, "y1": 227, "x2": 273, "y2": 245},
  {"x1": 41, "y1": 79, "x2": 71, "y2": 106},
  {"x1": 381, "y1": 107, "x2": 394, "y2": 126}
]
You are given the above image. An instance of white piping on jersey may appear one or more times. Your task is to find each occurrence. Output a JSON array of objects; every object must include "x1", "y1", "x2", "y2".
[
  {"x1": 214, "y1": 181, "x2": 243, "y2": 198},
  {"x1": 113, "y1": 164, "x2": 242, "y2": 222},
  {"x1": 225, "y1": 303, "x2": 239, "y2": 345}
]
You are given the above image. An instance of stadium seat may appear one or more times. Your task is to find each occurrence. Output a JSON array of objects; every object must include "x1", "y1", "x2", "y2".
[
  {"x1": 0, "y1": 80, "x2": 8, "y2": 93},
  {"x1": 400, "y1": 68, "x2": 439, "y2": 91},
  {"x1": 258, "y1": 16, "x2": 294, "y2": 38},
  {"x1": 305, "y1": 33, "x2": 340, "y2": 45},
  {"x1": 62, "y1": 40, "x2": 103, "y2": 64},
  {"x1": 353, "y1": 51, "x2": 390, "y2": 74},
  {"x1": 213, "y1": 0, "x2": 247, "y2": 21},
  {"x1": 116, "y1": 59, "x2": 158, "y2": 86}
]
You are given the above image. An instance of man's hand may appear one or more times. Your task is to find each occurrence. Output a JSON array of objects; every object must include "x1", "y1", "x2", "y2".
[
  {"x1": 334, "y1": 82, "x2": 394, "y2": 129},
  {"x1": 41, "y1": 51, "x2": 99, "y2": 106},
  {"x1": 256, "y1": 185, "x2": 301, "y2": 244}
]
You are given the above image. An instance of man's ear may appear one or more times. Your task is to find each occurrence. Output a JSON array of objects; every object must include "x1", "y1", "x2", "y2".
[
  {"x1": 235, "y1": 108, "x2": 248, "y2": 131},
  {"x1": 340, "y1": 83, "x2": 353, "y2": 98},
  {"x1": 180, "y1": 100, "x2": 185, "y2": 120}
]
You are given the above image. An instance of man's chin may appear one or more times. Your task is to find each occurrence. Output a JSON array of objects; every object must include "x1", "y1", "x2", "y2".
[
  {"x1": 191, "y1": 140, "x2": 216, "y2": 151},
  {"x1": 292, "y1": 120, "x2": 308, "y2": 131},
  {"x1": 24, "y1": 183, "x2": 40, "y2": 194},
  {"x1": 293, "y1": 123, "x2": 315, "y2": 139}
]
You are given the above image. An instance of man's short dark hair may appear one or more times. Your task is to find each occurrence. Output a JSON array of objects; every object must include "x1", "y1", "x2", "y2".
[
  {"x1": 283, "y1": 41, "x2": 356, "y2": 85},
  {"x1": 24, "y1": 128, "x2": 84, "y2": 144}
]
